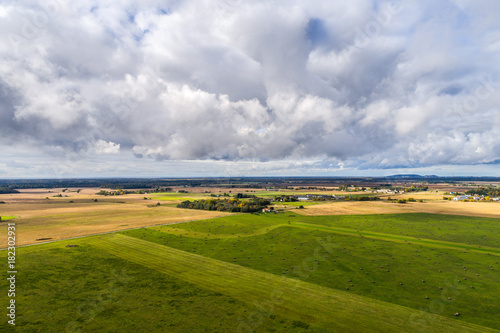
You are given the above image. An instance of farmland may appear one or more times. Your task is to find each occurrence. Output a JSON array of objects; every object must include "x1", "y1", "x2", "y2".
[
  {"x1": 296, "y1": 200, "x2": 500, "y2": 218},
  {"x1": 1, "y1": 179, "x2": 500, "y2": 332},
  {"x1": 0, "y1": 189, "x2": 229, "y2": 247}
]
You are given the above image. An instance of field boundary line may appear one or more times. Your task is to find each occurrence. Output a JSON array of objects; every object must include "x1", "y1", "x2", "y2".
[{"x1": 0, "y1": 214, "x2": 234, "y2": 250}]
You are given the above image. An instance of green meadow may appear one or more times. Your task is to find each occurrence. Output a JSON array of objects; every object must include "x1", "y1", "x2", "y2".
[{"x1": 1, "y1": 212, "x2": 499, "y2": 332}]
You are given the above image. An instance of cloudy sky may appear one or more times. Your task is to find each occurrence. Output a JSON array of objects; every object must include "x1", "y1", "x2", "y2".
[{"x1": 1, "y1": 0, "x2": 499, "y2": 178}]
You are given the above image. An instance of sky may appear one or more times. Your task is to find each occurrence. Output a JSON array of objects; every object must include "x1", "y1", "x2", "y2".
[{"x1": 1, "y1": 0, "x2": 499, "y2": 178}]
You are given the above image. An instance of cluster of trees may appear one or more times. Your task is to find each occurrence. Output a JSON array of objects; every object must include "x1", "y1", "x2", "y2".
[
  {"x1": 96, "y1": 189, "x2": 136, "y2": 196},
  {"x1": 151, "y1": 187, "x2": 173, "y2": 193},
  {"x1": 177, "y1": 198, "x2": 270, "y2": 213},
  {"x1": 210, "y1": 193, "x2": 230, "y2": 197},
  {"x1": 403, "y1": 186, "x2": 428, "y2": 192},
  {"x1": 234, "y1": 193, "x2": 256, "y2": 199},
  {"x1": 338, "y1": 185, "x2": 366, "y2": 191},
  {"x1": 274, "y1": 195, "x2": 298, "y2": 202},
  {"x1": 338, "y1": 185, "x2": 352, "y2": 191},
  {"x1": 0, "y1": 187, "x2": 19, "y2": 194},
  {"x1": 355, "y1": 196, "x2": 381, "y2": 201},
  {"x1": 466, "y1": 187, "x2": 500, "y2": 197},
  {"x1": 395, "y1": 198, "x2": 420, "y2": 204},
  {"x1": 293, "y1": 186, "x2": 329, "y2": 191}
]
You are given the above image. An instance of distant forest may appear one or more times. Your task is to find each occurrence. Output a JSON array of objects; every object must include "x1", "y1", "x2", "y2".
[{"x1": 1, "y1": 176, "x2": 500, "y2": 190}]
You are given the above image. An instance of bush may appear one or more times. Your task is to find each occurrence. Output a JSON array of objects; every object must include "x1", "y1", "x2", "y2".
[
  {"x1": 357, "y1": 196, "x2": 381, "y2": 201},
  {"x1": 398, "y1": 199, "x2": 407, "y2": 204}
]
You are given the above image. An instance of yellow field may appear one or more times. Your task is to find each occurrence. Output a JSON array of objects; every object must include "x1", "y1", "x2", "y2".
[
  {"x1": 295, "y1": 200, "x2": 500, "y2": 218},
  {"x1": 0, "y1": 189, "x2": 229, "y2": 248}
]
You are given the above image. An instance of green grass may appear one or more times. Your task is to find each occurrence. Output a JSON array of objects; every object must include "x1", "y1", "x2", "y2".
[
  {"x1": 148, "y1": 212, "x2": 500, "y2": 250},
  {"x1": 302, "y1": 213, "x2": 500, "y2": 248},
  {"x1": 122, "y1": 213, "x2": 500, "y2": 330},
  {"x1": 89, "y1": 234, "x2": 496, "y2": 332},
  {"x1": 2, "y1": 212, "x2": 499, "y2": 332},
  {"x1": 151, "y1": 212, "x2": 283, "y2": 236},
  {"x1": 273, "y1": 201, "x2": 321, "y2": 206},
  {"x1": 0, "y1": 239, "x2": 301, "y2": 333}
]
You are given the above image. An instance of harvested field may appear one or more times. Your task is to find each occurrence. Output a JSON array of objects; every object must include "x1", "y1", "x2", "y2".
[
  {"x1": 295, "y1": 200, "x2": 500, "y2": 218},
  {"x1": 0, "y1": 203, "x2": 228, "y2": 248},
  {"x1": 0, "y1": 188, "x2": 230, "y2": 247}
]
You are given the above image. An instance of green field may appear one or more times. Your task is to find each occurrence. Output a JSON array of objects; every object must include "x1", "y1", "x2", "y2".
[
  {"x1": 1, "y1": 212, "x2": 499, "y2": 332},
  {"x1": 273, "y1": 201, "x2": 321, "y2": 207},
  {"x1": 0, "y1": 239, "x2": 301, "y2": 332}
]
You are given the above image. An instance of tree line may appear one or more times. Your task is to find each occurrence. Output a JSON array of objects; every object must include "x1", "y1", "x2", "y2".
[
  {"x1": 0, "y1": 187, "x2": 19, "y2": 194},
  {"x1": 465, "y1": 187, "x2": 500, "y2": 197}
]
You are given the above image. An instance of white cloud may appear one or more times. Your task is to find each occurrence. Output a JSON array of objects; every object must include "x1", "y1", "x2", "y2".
[
  {"x1": 95, "y1": 140, "x2": 120, "y2": 154},
  {"x1": 0, "y1": 0, "x2": 499, "y2": 177}
]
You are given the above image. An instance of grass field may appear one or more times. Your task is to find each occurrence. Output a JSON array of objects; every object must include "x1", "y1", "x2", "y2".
[
  {"x1": 121, "y1": 213, "x2": 500, "y2": 330},
  {"x1": 2, "y1": 229, "x2": 498, "y2": 332},
  {"x1": 1, "y1": 189, "x2": 500, "y2": 332},
  {"x1": 89, "y1": 234, "x2": 496, "y2": 332},
  {"x1": 0, "y1": 238, "x2": 303, "y2": 332},
  {"x1": 273, "y1": 201, "x2": 321, "y2": 207}
]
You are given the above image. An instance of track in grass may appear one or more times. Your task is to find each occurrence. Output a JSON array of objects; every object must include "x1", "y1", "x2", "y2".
[
  {"x1": 125, "y1": 212, "x2": 500, "y2": 330},
  {"x1": 288, "y1": 222, "x2": 500, "y2": 256},
  {"x1": 0, "y1": 239, "x2": 303, "y2": 333},
  {"x1": 89, "y1": 233, "x2": 498, "y2": 333},
  {"x1": 149, "y1": 218, "x2": 500, "y2": 256}
]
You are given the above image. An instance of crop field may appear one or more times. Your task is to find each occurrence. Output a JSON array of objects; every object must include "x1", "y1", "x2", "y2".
[
  {"x1": 297, "y1": 200, "x2": 500, "y2": 218},
  {"x1": 2, "y1": 210, "x2": 499, "y2": 332},
  {"x1": 0, "y1": 190, "x2": 228, "y2": 247}
]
